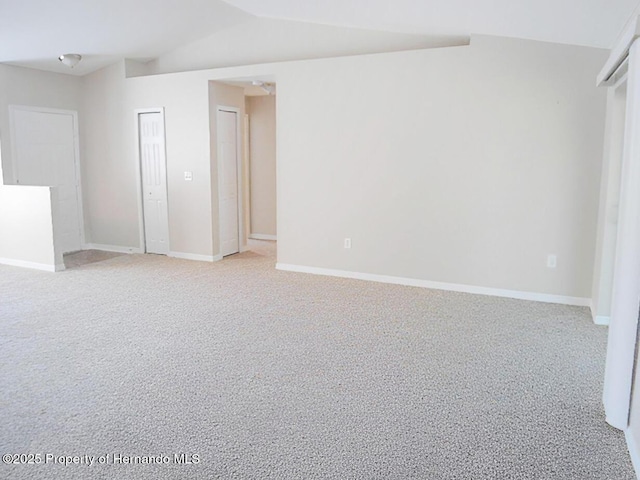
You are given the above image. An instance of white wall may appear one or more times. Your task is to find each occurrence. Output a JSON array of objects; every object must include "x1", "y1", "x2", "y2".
[
  {"x1": 246, "y1": 95, "x2": 277, "y2": 238},
  {"x1": 0, "y1": 185, "x2": 62, "y2": 271},
  {"x1": 128, "y1": 72, "x2": 215, "y2": 257},
  {"x1": 275, "y1": 36, "x2": 607, "y2": 300},
  {"x1": 81, "y1": 35, "x2": 607, "y2": 301},
  {"x1": 80, "y1": 62, "x2": 141, "y2": 249},
  {"x1": 82, "y1": 63, "x2": 222, "y2": 257},
  {"x1": 82, "y1": 72, "x2": 248, "y2": 259}
]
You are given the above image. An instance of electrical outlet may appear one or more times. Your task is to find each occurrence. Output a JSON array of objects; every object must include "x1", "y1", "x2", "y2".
[
  {"x1": 184, "y1": 171, "x2": 193, "y2": 181},
  {"x1": 547, "y1": 254, "x2": 557, "y2": 269},
  {"x1": 344, "y1": 238, "x2": 351, "y2": 249}
]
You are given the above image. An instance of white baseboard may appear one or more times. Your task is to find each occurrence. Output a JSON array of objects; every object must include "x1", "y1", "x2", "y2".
[
  {"x1": 0, "y1": 257, "x2": 62, "y2": 272},
  {"x1": 589, "y1": 302, "x2": 611, "y2": 326},
  {"x1": 625, "y1": 429, "x2": 640, "y2": 480},
  {"x1": 83, "y1": 243, "x2": 143, "y2": 254},
  {"x1": 275, "y1": 263, "x2": 591, "y2": 307},
  {"x1": 249, "y1": 234, "x2": 277, "y2": 241},
  {"x1": 169, "y1": 251, "x2": 222, "y2": 262}
]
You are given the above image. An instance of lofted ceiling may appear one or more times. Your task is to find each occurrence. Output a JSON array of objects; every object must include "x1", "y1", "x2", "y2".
[
  {"x1": 224, "y1": 0, "x2": 640, "y2": 48},
  {"x1": 0, "y1": 0, "x2": 638, "y2": 76}
]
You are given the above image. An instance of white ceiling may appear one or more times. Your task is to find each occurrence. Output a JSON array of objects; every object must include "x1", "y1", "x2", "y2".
[
  {"x1": 224, "y1": 0, "x2": 640, "y2": 49},
  {"x1": 0, "y1": 0, "x2": 638, "y2": 76},
  {"x1": 144, "y1": 17, "x2": 458, "y2": 76},
  {"x1": 0, "y1": 0, "x2": 251, "y2": 75}
]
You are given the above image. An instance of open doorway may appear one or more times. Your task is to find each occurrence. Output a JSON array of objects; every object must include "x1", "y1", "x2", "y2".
[
  {"x1": 211, "y1": 77, "x2": 277, "y2": 260},
  {"x1": 245, "y1": 84, "x2": 277, "y2": 243}
]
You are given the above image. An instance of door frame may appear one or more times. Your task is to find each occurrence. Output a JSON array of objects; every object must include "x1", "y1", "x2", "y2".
[
  {"x1": 8, "y1": 104, "x2": 86, "y2": 249},
  {"x1": 244, "y1": 113, "x2": 252, "y2": 240},
  {"x1": 598, "y1": 15, "x2": 640, "y2": 432},
  {"x1": 592, "y1": 73, "x2": 628, "y2": 327},
  {"x1": 134, "y1": 107, "x2": 170, "y2": 254},
  {"x1": 216, "y1": 105, "x2": 245, "y2": 255}
]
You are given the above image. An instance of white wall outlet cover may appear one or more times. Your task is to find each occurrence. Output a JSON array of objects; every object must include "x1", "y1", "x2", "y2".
[
  {"x1": 184, "y1": 171, "x2": 193, "y2": 181},
  {"x1": 547, "y1": 254, "x2": 557, "y2": 268}
]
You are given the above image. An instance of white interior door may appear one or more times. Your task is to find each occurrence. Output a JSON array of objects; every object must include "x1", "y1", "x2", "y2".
[
  {"x1": 218, "y1": 110, "x2": 240, "y2": 257},
  {"x1": 11, "y1": 107, "x2": 82, "y2": 254},
  {"x1": 138, "y1": 112, "x2": 169, "y2": 255}
]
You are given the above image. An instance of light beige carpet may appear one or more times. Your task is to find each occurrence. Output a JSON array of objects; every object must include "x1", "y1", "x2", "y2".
[{"x1": 0, "y1": 241, "x2": 634, "y2": 479}]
